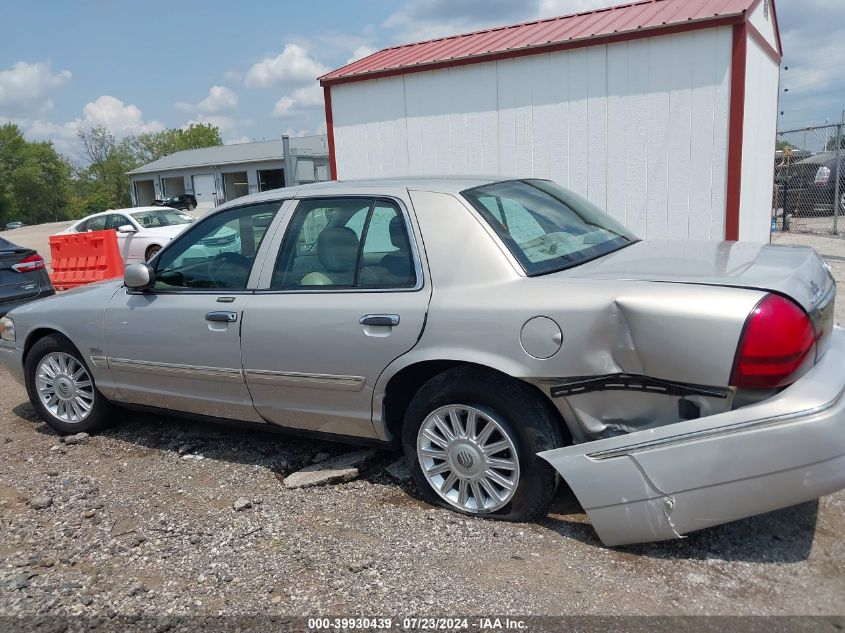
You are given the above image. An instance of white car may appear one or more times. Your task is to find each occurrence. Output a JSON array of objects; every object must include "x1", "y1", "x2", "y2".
[{"x1": 58, "y1": 207, "x2": 195, "y2": 263}]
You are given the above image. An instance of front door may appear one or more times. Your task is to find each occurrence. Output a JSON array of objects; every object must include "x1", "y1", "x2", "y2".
[
  {"x1": 241, "y1": 196, "x2": 431, "y2": 439},
  {"x1": 102, "y1": 200, "x2": 284, "y2": 420}
]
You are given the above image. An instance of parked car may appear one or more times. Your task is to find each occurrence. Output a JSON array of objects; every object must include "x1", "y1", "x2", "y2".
[
  {"x1": 0, "y1": 237, "x2": 54, "y2": 318},
  {"x1": 1, "y1": 178, "x2": 841, "y2": 547},
  {"x1": 774, "y1": 151, "x2": 845, "y2": 216},
  {"x1": 5, "y1": 222, "x2": 26, "y2": 230},
  {"x1": 57, "y1": 207, "x2": 197, "y2": 263},
  {"x1": 153, "y1": 194, "x2": 197, "y2": 212}
]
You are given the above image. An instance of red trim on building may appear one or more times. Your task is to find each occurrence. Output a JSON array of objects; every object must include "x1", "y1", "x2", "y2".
[
  {"x1": 323, "y1": 85, "x2": 337, "y2": 180},
  {"x1": 725, "y1": 23, "x2": 748, "y2": 242},
  {"x1": 747, "y1": 23, "x2": 781, "y2": 64},
  {"x1": 321, "y1": 16, "x2": 743, "y2": 87}
]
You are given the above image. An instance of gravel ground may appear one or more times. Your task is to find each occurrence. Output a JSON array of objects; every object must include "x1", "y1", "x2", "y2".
[{"x1": 0, "y1": 232, "x2": 843, "y2": 620}]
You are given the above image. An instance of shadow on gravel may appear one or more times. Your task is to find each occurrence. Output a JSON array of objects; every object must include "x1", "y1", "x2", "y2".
[
  {"x1": 541, "y1": 491, "x2": 819, "y2": 564},
  {"x1": 15, "y1": 401, "x2": 399, "y2": 481}
]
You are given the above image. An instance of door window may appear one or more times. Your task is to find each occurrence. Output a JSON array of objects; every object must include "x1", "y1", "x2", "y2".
[
  {"x1": 152, "y1": 201, "x2": 281, "y2": 290},
  {"x1": 271, "y1": 198, "x2": 416, "y2": 290},
  {"x1": 82, "y1": 215, "x2": 107, "y2": 232},
  {"x1": 106, "y1": 214, "x2": 132, "y2": 231}
]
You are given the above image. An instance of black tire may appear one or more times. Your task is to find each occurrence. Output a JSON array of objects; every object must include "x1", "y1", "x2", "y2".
[
  {"x1": 402, "y1": 366, "x2": 564, "y2": 521},
  {"x1": 145, "y1": 244, "x2": 162, "y2": 261},
  {"x1": 24, "y1": 333, "x2": 114, "y2": 435}
]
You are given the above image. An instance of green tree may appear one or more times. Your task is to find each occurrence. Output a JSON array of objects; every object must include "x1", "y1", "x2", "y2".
[
  {"x1": 77, "y1": 126, "x2": 139, "y2": 209},
  {"x1": 0, "y1": 124, "x2": 74, "y2": 226},
  {"x1": 126, "y1": 123, "x2": 222, "y2": 164}
]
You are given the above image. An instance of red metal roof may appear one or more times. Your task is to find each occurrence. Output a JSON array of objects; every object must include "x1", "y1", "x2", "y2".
[{"x1": 320, "y1": 0, "x2": 763, "y2": 86}]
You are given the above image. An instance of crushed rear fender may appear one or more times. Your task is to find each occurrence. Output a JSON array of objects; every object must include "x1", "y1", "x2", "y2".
[{"x1": 538, "y1": 327, "x2": 845, "y2": 546}]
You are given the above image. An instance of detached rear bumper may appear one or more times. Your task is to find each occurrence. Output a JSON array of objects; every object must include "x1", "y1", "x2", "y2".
[{"x1": 539, "y1": 326, "x2": 845, "y2": 546}]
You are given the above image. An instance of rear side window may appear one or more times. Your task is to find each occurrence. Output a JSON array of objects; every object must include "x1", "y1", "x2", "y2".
[
  {"x1": 81, "y1": 216, "x2": 107, "y2": 232},
  {"x1": 271, "y1": 198, "x2": 416, "y2": 290},
  {"x1": 463, "y1": 179, "x2": 638, "y2": 275}
]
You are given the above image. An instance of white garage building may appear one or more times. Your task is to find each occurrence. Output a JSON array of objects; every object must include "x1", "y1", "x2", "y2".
[
  {"x1": 128, "y1": 135, "x2": 330, "y2": 213},
  {"x1": 320, "y1": 0, "x2": 782, "y2": 242}
]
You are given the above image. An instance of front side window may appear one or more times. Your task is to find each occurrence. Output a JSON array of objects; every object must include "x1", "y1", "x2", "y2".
[
  {"x1": 153, "y1": 201, "x2": 281, "y2": 290},
  {"x1": 271, "y1": 198, "x2": 416, "y2": 290},
  {"x1": 131, "y1": 208, "x2": 193, "y2": 228},
  {"x1": 463, "y1": 179, "x2": 638, "y2": 275}
]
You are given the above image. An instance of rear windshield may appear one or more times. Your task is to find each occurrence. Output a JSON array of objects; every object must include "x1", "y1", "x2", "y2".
[{"x1": 462, "y1": 179, "x2": 638, "y2": 275}]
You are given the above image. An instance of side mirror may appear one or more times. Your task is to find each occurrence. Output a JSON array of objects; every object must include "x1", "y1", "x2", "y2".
[
  {"x1": 117, "y1": 224, "x2": 137, "y2": 234},
  {"x1": 124, "y1": 263, "x2": 154, "y2": 291}
]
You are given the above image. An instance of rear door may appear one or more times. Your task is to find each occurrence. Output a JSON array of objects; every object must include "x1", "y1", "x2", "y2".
[
  {"x1": 242, "y1": 194, "x2": 431, "y2": 439},
  {"x1": 0, "y1": 238, "x2": 42, "y2": 305}
]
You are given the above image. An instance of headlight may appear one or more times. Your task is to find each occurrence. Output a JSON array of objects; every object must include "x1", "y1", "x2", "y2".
[
  {"x1": 0, "y1": 317, "x2": 15, "y2": 342},
  {"x1": 815, "y1": 166, "x2": 832, "y2": 184}
]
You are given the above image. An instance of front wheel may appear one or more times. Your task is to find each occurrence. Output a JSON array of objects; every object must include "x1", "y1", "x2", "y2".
[
  {"x1": 24, "y1": 334, "x2": 114, "y2": 435},
  {"x1": 145, "y1": 244, "x2": 162, "y2": 261},
  {"x1": 402, "y1": 367, "x2": 564, "y2": 521}
]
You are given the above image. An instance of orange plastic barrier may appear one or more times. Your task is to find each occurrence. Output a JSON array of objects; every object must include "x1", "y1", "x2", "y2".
[{"x1": 49, "y1": 230, "x2": 124, "y2": 291}]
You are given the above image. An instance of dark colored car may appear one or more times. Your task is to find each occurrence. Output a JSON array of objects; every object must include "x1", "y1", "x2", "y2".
[
  {"x1": 0, "y1": 237, "x2": 55, "y2": 318},
  {"x1": 152, "y1": 194, "x2": 197, "y2": 212},
  {"x1": 775, "y1": 151, "x2": 845, "y2": 216}
]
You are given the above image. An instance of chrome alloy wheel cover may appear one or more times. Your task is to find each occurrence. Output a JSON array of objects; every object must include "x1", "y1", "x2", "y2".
[
  {"x1": 36, "y1": 352, "x2": 94, "y2": 423},
  {"x1": 417, "y1": 405, "x2": 520, "y2": 513}
]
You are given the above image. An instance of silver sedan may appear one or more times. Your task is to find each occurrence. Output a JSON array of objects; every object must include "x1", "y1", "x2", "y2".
[{"x1": 1, "y1": 177, "x2": 842, "y2": 546}]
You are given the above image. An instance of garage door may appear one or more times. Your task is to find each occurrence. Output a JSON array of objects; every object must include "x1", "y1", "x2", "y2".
[{"x1": 192, "y1": 174, "x2": 217, "y2": 212}]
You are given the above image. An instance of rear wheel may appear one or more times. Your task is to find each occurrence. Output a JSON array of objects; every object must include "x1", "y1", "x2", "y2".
[
  {"x1": 402, "y1": 367, "x2": 563, "y2": 521},
  {"x1": 24, "y1": 334, "x2": 114, "y2": 435}
]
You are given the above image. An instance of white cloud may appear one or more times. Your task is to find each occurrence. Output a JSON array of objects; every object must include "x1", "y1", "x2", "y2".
[
  {"x1": 226, "y1": 135, "x2": 252, "y2": 145},
  {"x1": 272, "y1": 96, "x2": 296, "y2": 118},
  {"x1": 13, "y1": 95, "x2": 163, "y2": 157},
  {"x1": 184, "y1": 114, "x2": 255, "y2": 145},
  {"x1": 0, "y1": 61, "x2": 71, "y2": 115},
  {"x1": 272, "y1": 82, "x2": 324, "y2": 118},
  {"x1": 81, "y1": 95, "x2": 164, "y2": 135},
  {"x1": 245, "y1": 44, "x2": 329, "y2": 88},
  {"x1": 176, "y1": 85, "x2": 239, "y2": 113},
  {"x1": 383, "y1": 0, "x2": 630, "y2": 42},
  {"x1": 293, "y1": 84, "x2": 324, "y2": 107},
  {"x1": 347, "y1": 46, "x2": 377, "y2": 64}
]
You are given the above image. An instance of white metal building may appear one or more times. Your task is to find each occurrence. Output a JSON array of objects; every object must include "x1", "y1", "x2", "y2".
[
  {"x1": 320, "y1": 0, "x2": 782, "y2": 242},
  {"x1": 127, "y1": 135, "x2": 330, "y2": 212}
]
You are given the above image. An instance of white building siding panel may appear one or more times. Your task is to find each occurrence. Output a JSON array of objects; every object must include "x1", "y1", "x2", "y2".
[
  {"x1": 331, "y1": 26, "x2": 733, "y2": 241},
  {"x1": 749, "y1": 0, "x2": 778, "y2": 52},
  {"x1": 739, "y1": 36, "x2": 780, "y2": 242}
]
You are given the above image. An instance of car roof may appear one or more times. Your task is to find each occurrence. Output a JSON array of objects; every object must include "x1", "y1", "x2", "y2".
[
  {"x1": 74, "y1": 206, "x2": 178, "y2": 222},
  {"x1": 210, "y1": 175, "x2": 510, "y2": 212}
]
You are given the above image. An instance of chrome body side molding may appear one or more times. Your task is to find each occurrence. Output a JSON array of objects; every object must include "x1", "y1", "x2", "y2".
[{"x1": 244, "y1": 369, "x2": 366, "y2": 392}]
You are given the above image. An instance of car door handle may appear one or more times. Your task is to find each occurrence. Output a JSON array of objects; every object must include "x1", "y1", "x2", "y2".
[
  {"x1": 360, "y1": 314, "x2": 400, "y2": 327},
  {"x1": 206, "y1": 311, "x2": 238, "y2": 323}
]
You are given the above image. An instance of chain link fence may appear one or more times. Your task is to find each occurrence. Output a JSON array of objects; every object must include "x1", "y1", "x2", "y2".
[{"x1": 774, "y1": 123, "x2": 843, "y2": 236}]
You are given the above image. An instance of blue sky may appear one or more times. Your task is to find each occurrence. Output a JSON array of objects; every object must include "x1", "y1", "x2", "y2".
[{"x1": 1, "y1": 0, "x2": 842, "y2": 160}]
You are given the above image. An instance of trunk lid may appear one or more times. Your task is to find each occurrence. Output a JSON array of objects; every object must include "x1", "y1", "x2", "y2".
[
  {"x1": 0, "y1": 238, "x2": 41, "y2": 302},
  {"x1": 560, "y1": 240, "x2": 834, "y2": 314}
]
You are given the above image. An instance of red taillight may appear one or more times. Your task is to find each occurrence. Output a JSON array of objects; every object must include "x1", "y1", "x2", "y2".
[
  {"x1": 730, "y1": 294, "x2": 816, "y2": 389},
  {"x1": 11, "y1": 253, "x2": 46, "y2": 273}
]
